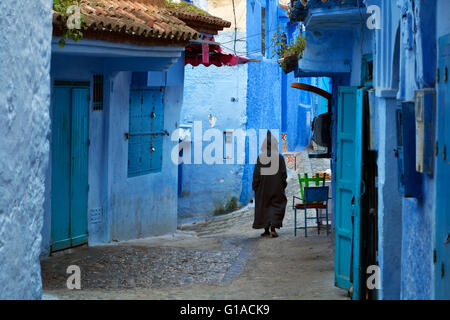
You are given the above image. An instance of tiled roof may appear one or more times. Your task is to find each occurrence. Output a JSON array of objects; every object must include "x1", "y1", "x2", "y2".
[{"x1": 53, "y1": 0, "x2": 230, "y2": 46}]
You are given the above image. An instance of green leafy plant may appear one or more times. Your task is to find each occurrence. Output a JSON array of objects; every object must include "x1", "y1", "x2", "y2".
[
  {"x1": 53, "y1": 0, "x2": 87, "y2": 48},
  {"x1": 165, "y1": 0, "x2": 209, "y2": 16},
  {"x1": 270, "y1": 25, "x2": 306, "y2": 73},
  {"x1": 225, "y1": 197, "x2": 238, "y2": 213},
  {"x1": 213, "y1": 197, "x2": 239, "y2": 216}
]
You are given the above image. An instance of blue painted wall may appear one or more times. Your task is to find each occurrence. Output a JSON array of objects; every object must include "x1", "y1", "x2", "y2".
[
  {"x1": 368, "y1": 0, "x2": 444, "y2": 300},
  {"x1": 0, "y1": 0, "x2": 52, "y2": 299},
  {"x1": 108, "y1": 63, "x2": 184, "y2": 241},
  {"x1": 396, "y1": 0, "x2": 435, "y2": 300},
  {"x1": 398, "y1": 0, "x2": 450, "y2": 300},
  {"x1": 179, "y1": 31, "x2": 248, "y2": 222},
  {"x1": 242, "y1": 0, "x2": 283, "y2": 207},
  {"x1": 323, "y1": 0, "x2": 440, "y2": 300}
]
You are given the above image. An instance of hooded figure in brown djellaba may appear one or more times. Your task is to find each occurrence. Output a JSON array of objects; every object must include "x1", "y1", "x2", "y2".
[{"x1": 252, "y1": 131, "x2": 288, "y2": 238}]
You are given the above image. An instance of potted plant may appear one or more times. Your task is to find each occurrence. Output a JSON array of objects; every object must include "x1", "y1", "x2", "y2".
[{"x1": 270, "y1": 26, "x2": 306, "y2": 74}]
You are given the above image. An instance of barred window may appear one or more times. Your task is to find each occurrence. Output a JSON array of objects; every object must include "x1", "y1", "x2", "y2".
[{"x1": 93, "y1": 74, "x2": 104, "y2": 111}]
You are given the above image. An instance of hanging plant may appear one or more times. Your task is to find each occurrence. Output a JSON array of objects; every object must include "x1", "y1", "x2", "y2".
[
  {"x1": 270, "y1": 25, "x2": 306, "y2": 74},
  {"x1": 53, "y1": 0, "x2": 87, "y2": 48}
]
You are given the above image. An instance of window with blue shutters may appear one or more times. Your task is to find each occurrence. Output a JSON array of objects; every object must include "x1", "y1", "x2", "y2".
[{"x1": 127, "y1": 88, "x2": 165, "y2": 177}]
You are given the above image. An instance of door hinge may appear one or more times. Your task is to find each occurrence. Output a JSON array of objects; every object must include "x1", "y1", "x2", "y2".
[
  {"x1": 443, "y1": 145, "x2": 447, "y2": 162},
  {"x1": 436, "y1": 141, "x2": 439, "y2": 157},
  {"x1": 445, "y1": 66, "x2": 448, "y2": 83},
  {"x1": 437, "y1": 68, "x2": 440, "y2": 83},
  {"x1": 87, "y1": 139, "x2": 91, "y2": 147},
  {"x1": 441, "y1": 263, "x2": 445, "y2": 278},
  {"x1": 433, "y1": 249, "x2": 437, "y2": 264}
]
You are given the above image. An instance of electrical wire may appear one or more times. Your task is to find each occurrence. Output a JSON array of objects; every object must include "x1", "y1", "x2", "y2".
[
  {"x1": 219, "y1": 25, "x2": 285, "y2": 45},
  {"x1": 232, "y1": 0, "x2": 237, "y2": 54},
  {"x1": 204, "y1": 2, "x2": 294, "y2": 59},
  {"x1": 220, "y1": 26, "x2": 290, "y2": 56}
]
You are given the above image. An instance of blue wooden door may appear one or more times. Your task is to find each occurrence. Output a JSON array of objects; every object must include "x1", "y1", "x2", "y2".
[
  {"x1": 335, "y1": 86, "x2": 363, "y2": 300},
  {"x1": 51, "y1": 87, "x2": 72, "y2": 251},
  {"x1": 69, "y1": 88, "x2": 89, "y2": 247},
  {"x1": 435, "y1": 33, "x2": 450, "y2": 300},
  {"x1": 51, "y1": 84, "x2": 89, "y2": 251}
]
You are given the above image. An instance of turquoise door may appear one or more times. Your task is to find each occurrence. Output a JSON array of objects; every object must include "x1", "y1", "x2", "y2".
[
  {"x1": 335, "y1": 86, "x2": 364, "y2": 300},
  {"x1": 435, "y1": 34, "x2": 450, "y2": 299},
  {"x1": 51, "y1": 83, "x2": 89, "y2": 252}
]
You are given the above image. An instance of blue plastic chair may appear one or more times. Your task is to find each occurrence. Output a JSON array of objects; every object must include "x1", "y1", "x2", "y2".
[{"x1": 293, "y1": 186, "x2": 330, "y2": 237}]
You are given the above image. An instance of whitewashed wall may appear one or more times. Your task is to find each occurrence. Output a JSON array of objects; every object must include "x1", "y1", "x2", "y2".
[{"x1": 0, "y1": 0, "x2": 52, "y2": 299}]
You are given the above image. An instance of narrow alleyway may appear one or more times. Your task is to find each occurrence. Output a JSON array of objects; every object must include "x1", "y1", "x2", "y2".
[{"x1": 41, "y1": 150, "x2": 346, "y2": 300}]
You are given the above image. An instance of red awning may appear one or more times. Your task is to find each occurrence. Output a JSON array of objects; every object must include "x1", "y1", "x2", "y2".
[{"x1": 185, "y1": 36, "x2": 250, "y2": 67}]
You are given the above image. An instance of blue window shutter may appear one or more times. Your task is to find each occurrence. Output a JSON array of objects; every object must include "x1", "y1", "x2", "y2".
[
  {"x1": 128, "y1": 88, "x2": 164, "y2": 177},
  {"x1": 143, "y1": 89, "x2": 164, "y2": 172},
  {"x1": 140, "y1": 90, "x2": 153, "y2": 173},
  {"x1": 128, "y1": 89, "x2": 144, "y2": 176}
]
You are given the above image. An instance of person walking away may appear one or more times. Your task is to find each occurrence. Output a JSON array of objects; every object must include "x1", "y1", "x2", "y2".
[{"x1": 252, "y1": 131, "x2": 288, "y2": 238}]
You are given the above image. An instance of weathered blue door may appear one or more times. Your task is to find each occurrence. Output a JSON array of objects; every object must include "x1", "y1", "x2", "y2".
[
  {"x1": 51, "y1": 87, "x2": 72, "y2": 251},
  {"x1": 335, "y1": 86, "x2": 363, "y2": 300},
  {"x1": 51, "y1": 83, "x2": 89, "y2": 251},
  {"x1": 435, "y1": 33, "x2": 450, "y2": 299}
]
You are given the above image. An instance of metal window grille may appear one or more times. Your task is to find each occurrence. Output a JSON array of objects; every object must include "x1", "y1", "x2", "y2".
[{"x1": 93, "y1": 74, "x2": 104, "y2": 110}]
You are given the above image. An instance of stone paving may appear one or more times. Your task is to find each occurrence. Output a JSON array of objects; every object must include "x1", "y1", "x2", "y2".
[
  {"x1": 41, "y1": 149, "x2": 345, "y2": 300},
  {"x1": 284, "y1": 144, "x2": 331, "y2": 177},
  {"x1": 42, "y1": 244, "x2": 241, "y2": 290}
]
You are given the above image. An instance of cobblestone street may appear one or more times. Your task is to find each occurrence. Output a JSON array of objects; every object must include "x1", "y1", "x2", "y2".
[{"x1": 42, "y1": 153, "x2": 346, "y2": 300}]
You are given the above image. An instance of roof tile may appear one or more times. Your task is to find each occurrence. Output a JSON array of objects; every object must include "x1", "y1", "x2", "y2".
[
  {"x1": 53, "y1": 0, "x2": 231, "y2": 46},
  {"x1": 53, "y1": 0, "x2": 201, "y2": 46}
]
